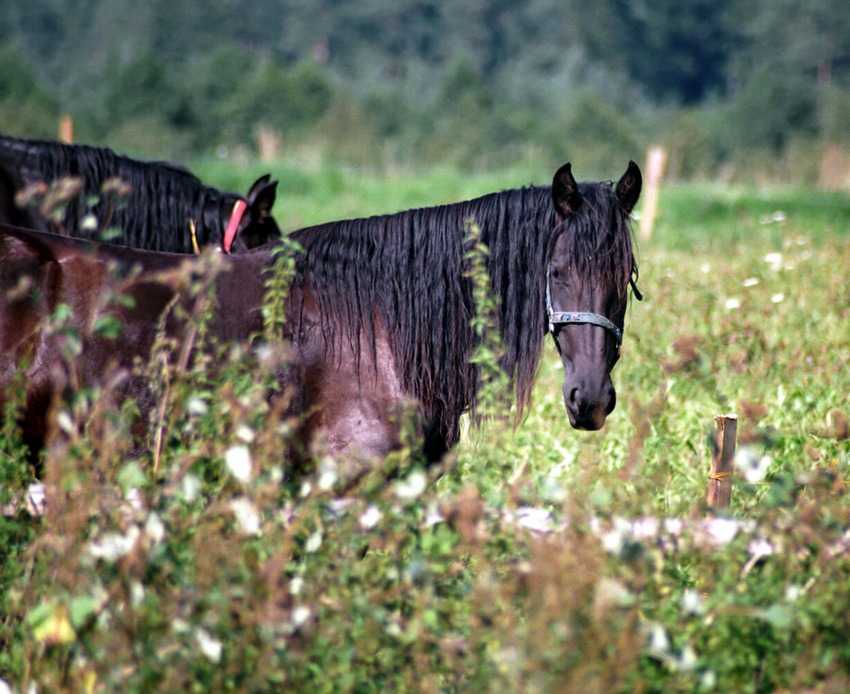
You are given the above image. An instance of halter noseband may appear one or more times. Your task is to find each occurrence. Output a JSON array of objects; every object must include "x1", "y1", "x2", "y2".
[{"x1": 545, "y1": 264, "x2": 623, "y2": 346}]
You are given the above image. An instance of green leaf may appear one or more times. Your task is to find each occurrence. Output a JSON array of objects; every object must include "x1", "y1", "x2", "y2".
[
  {"x1": 756, "y1": 604, "x2": 794, "y2": 630},
  {"x1": 69, "y1": 595, "x2": 99, "y2": 630},
  {"x1": 117, "y1": 461, "x2": 149, "y2": 492},
  {"x1": 92, "y1": 316, "x2": 124, "y2": 340},
  {"x1": 93, "y1": 315, "x2": 124, "y2": 340},
  {"x1": 28, "y1": 601, "x2": 75, "y2": 645}
]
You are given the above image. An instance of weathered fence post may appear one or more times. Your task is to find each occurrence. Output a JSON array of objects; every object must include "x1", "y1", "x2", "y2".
[
  {"x1": 59, "y1": 114, "x2": 74, "y2": 144},
  {"x1": 639, "y1": 146, "x2": 667, "y2": 241},
  {"x1": 707, "y1": 414, "x2": 738, "y2": 510}
]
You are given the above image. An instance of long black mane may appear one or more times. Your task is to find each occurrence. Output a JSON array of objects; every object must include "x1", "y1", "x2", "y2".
[
  {"x1": 0, "y1": 135, "x2": 243, "y2": 253},
  {"x1": 290, "y1": 180, "x2": 636, "y2": 446}
]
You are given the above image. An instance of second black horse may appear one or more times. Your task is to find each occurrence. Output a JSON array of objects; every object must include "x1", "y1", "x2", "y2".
[{"x1": 0, "y1": 134, "x2": 280, "y2": 253}]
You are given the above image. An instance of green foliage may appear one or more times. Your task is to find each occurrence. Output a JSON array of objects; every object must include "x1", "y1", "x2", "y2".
[
  {"x1": 261, "y1": 236, "x2": 303, "y2": 344},
  {"x1": 222, "y1": 60, "x2": 333, "y2": 143},
  {"x1": 0, "y1": 44, "x2": 58, "y2": 136},
  {"x1": 3, "y1": 2, "x2": 850, "y2": 179}
]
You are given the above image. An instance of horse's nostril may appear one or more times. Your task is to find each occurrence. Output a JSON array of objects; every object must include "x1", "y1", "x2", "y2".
[
  {"x1": 568, "y1": 387, "x2": 580, "y2": 407},
  {"x1": 606, "y1": 388, "x2": 617, "y2": 415}
]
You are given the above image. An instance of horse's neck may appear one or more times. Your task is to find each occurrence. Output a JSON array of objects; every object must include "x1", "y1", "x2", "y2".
[{"x1": 0, "y1": 141, "x2": 41, "y2": 187}]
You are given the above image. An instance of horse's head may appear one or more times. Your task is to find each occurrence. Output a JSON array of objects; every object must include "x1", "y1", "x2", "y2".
[
  {"x1": 547, "y1": 161, "x2": 641, "y2": 430},
  {"x1": 224, "y1": 174, "x2": 281, "y2": 252}
]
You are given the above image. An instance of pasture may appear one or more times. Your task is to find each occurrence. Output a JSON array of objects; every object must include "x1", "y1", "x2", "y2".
[{"x1": 2, "y1": 160, "x2": 850, "y2": 692}]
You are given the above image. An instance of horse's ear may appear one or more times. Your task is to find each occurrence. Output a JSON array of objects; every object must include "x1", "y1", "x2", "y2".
[
  {"x1": 246, "y1": 174, "x2": 272, "y2": 202},
  {"x1": 552, "y1": 162, "x2": 581, "y2": 217},
  {"x1": 616, "y1": 161, "x2": 642, "y2": 215},
  {"x1": 247, "y1": 177, "x2": 278, "y2": 219}
]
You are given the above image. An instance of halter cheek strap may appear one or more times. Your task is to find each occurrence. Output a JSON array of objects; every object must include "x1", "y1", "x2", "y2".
[{"x1": 545, "y1": 264, "x2": 623, "y2": 346}]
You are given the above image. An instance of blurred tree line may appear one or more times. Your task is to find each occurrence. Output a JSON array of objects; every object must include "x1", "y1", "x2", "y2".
[{"x1": 0, "y1": 0, "x2": 849, "y2": 181}]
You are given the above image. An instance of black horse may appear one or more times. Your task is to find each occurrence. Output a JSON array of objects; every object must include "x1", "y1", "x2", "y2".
[
  {"x1": 0, "y1": 162, "x2": 641, "y2": 468},
  {"x1": 0, "y1": 134, "x2": 280, "y2": 253},
  {"x1": 288, "y1": 161, "x2": 642, "y2": 459}
]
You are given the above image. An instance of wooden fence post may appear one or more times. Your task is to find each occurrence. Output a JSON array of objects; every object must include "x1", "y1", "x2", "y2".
[
  {"x1": 639, "y1": 146, "x2": 667, "y2": 241},
  {"x1": 59, "y1": 114, "x2": 74, "y2": 144},
  {"x1": 707, "y1": 414, "x2": 738, "y2": 510}
]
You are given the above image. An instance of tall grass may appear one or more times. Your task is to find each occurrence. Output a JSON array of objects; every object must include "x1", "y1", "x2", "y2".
[{"x1": 1, "y1": 164, "x2": 849, "y2": 692}]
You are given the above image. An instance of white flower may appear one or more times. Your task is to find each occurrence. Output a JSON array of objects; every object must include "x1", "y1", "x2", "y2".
[
  {"x1": 632, "y1": 517, "x2": 660, "y2": 539},
  {"x1": 748, "y1": 538, "x2": 773, "y2": 559},
  {"x1": 664, "y1": 518, "x2": 684, "y2": 535},
  {"x1": 225, "y1": 445, "x2": 253, "y2": 484},
  {"x1": 195, "y1": 628, "x2": 222, "y2": 663},
  {"x1": 144, "y1": 513, "x2": 165, "y2": 546},
  {"x1": 679, "y1": 644, "x2": 699, "y2": 671},
  {"x1": 304, "y1": 530, "x2": 323, "y2": 553},
  {"x1": 784, "y1": 584, "x2": 803, "y2": 603},
  {"x1": 88, "y1": 525, "x2": 141, "y2": 562},
  {"x1": 130, "y1": 581, "x2": 146, "y2": 608},
  {"x1": 724, "y1": 298, "x2": 741, "y2": 310},
  {"x1": 230, "y1": 497, "x2": 261, "y2": 535},
  {"x1": 317, "y1": 456, "x2": 338, "y2": 491},
  {"x1": 186, "y1": 396, "x2": 208, "y2": 415},
  {"x1": 235, "y1": 424, "x2": 255, "y2": 444},
  {"x1": 56, "y1": 410, "x2": 76, "y2": 435},
  {"x1": 682, "y1": 589, "x2": 705, "y2": 615},
  {"x1": 328, "y1": 498, "x2": 354, "y2": 516},
  {"x1": 704, "y1": 517, "x2": 740, "y2": 545},
  {"x1": 735, "y1": 447, "x2": 771, "y2": 483},
  {"x1": 600, "y1": 526, "x2": 625, "y2": 555},
  {"x1": 359, "y1": 505, "x2": 383, "y2": 530},
  {"x1": 81, "y1": 214, "x2": 98, "y2": 231},
  {"x1": 425, "y1": 505, "x2": 445, "y2": 526},
  {"x1": 180, "y1": 473, "x2": 201, "y2": 502},
  {"x1": 125, "y1": 487, "x2": 144, "y2": 514},
  {"x1": 645, "y1": 622, "x2": 671, "y2": 657},
  {"x1": 771, "y1": 293, "x2": 785, "y2": 303},
  {"x1": 515, "y1": 506, "x2": 556, "y2": 533},
  {"x1": 760, "y1": 211, "x2": 786, "y2": 225},
  {"x1": 742, "y1": 277, "x2": 760, "y2": 287},
  {"x1": 290, "y1": 576, "x2": 304, "y2": 596},
  {"x1": 292, "y1": 606, "x2": 311, "y2": 629},
  {"x1": 394, "y1": 470, "x2": 427, "y2": 500},
  {"x1": 764, "y1": 252, "x2": 783, "y2": 270}
]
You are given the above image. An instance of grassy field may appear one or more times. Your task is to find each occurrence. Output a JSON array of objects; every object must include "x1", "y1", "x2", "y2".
[{"x1": 2, "y1": 160, "x2": 850, "y2": 692}]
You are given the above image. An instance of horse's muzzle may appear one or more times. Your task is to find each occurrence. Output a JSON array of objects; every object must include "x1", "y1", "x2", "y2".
[{"x1": 564, "y1": 380, "x2": 616, "y2": 431}]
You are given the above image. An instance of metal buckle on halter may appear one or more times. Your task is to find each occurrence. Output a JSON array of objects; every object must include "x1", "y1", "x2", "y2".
[{"x1": 545, "y1": 264, "x2": 624, "y2": 345}]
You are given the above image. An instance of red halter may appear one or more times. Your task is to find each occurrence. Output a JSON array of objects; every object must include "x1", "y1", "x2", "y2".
[{"x1": 222, "y1": 199, "x2": 248, "y2": 253}]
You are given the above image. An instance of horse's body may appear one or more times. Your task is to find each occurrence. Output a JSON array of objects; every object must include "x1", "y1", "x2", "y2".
[
  {"x1": 0, "y1": 134, "x2": 280, "y2": 252},
  {"x1": 0, "y1": 162, "x2": 641, "y2": 469}
]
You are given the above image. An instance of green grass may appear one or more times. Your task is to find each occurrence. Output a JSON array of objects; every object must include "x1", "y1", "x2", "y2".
[
  {"x1": 193, "y1": 157, "x2": 850, "y2": 249},
  {"x1": 2, "y1": 161, "x2": 850, "y2": 692},
  {"x1": 194, "y1": 157, "x2": 570, "y2": 230},
  {"x1": 653, "y1": 183, "x2": 850, "y2": 252}
]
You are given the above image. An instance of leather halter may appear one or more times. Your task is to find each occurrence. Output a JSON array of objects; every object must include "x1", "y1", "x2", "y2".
[
  {"x1": 222, "y1": 199, "x2": 248, "y2": 254},
  {"x1": 545, "y1": 263, "x2": 623, "y2": 346}
]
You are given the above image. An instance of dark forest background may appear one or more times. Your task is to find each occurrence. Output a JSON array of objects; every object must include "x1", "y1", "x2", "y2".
[{"x1": 1, "y1": 0, "x2": 849, "y2": 182}]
